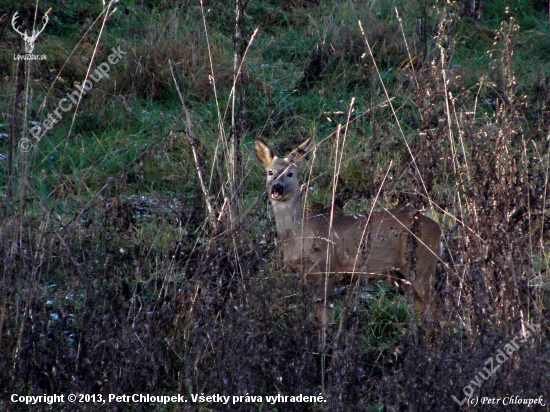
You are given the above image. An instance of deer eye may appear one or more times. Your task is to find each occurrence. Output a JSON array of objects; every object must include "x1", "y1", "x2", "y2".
[
  {"x1": 268, "y1": 170, "x2": 274, "y2": 176},
  {"x1": 287, "y1": 172, "x2": 293, "y2": 177}
]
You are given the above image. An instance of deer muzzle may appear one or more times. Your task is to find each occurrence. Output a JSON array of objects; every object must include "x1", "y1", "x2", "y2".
[{"x1": 271, "y1": 182, "x2": 284, "y2": 200}]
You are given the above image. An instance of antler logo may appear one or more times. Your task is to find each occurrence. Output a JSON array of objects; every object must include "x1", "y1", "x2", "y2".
[{"x1": 12, "y1": 11, "x2": 49, "y2": 54}]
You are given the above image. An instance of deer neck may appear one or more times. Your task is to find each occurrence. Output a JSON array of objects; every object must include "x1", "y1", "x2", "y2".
[{"x1": 271, "y1": 195, "x2": 304, "y2": 242}]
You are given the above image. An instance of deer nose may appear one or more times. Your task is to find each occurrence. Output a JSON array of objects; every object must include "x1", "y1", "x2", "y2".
[{"x1": 271, "y1": 182, "x2": 284, "y2": 200}]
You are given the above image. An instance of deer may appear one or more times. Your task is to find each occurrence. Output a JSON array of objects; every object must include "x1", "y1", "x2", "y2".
[
  {"x1": 12, "y1": 11, "x2": 49, "y2": 54},
  {"x1": 254, "y1": 138, "x2": 442, "y2": 326}
]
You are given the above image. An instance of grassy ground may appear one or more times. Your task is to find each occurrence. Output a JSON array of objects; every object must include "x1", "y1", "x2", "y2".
[{"x1": 1, "y1": 0, "x2": 549, "y2": 410}]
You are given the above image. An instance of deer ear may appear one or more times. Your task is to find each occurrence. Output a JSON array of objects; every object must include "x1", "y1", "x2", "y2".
[
  {"x1": 254, "y1": 139, "x2": 274, "y2": 167},
  {"x1": 288, "y1": 138, "x2": 312, "y2": 164}
]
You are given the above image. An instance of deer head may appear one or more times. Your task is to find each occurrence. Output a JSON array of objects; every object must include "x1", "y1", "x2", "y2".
[{"x1": 12, "y1": 11, "x2": 49, "y2": 54}]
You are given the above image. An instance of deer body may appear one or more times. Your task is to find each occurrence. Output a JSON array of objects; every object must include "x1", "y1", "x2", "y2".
[{"x1": 255, "y1": 138, "x2": 442, "y2": 325}]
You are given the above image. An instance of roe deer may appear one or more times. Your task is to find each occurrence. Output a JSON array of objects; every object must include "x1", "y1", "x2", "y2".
[{"x1": 255, "y1": 138, "x2": 442, "y2": 326}]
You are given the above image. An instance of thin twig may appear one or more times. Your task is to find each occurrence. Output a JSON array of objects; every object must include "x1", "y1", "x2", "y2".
[{"x1": 169, "y1": 60, "x2": 218, "y2": 232}]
